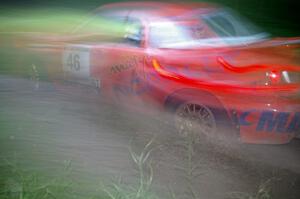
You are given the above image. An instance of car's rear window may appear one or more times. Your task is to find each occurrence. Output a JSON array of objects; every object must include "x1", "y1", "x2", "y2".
[{"x1": 149, "y1": 9, "x2": 268, "y2": 48}]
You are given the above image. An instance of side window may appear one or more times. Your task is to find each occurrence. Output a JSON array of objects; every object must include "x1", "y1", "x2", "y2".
[
  {"x1": 72, "y1": 12, "x2": 143, "y2": 46},
  {"x1": 207, "y1": 15, "x2": 236, "y2": 36},
  {"x1": 71, "y1": 15, "x2": 126, "y2": 43},
  {"x1": 123, "y1": 18, "x2": 143, "y2": 47}
]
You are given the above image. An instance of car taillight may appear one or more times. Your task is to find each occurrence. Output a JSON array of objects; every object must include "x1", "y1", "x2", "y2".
[
  {"x1": 266, "y1": 70, "x2": 281, "y2": 84},
  {"x1": 265, "y1": 70, "x2": 300, "y2": 85}
]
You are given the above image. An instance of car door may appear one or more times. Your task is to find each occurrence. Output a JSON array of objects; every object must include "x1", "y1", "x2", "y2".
[
  {"x1": 108, "y1": 17, "x2": 149, "y2": 109},
  {"x1": 61, "y1": 13, "x2": 125, "y2": 91}
]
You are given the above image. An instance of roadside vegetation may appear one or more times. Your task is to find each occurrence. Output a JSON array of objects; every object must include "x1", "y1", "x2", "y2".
[
  {"x1": 0, "y1": 139, "x2": 158, "y2": 199},
  {"x1": 0, "y1": 7, "x2": 128, "y2": 77},
  {"x1": 0, "y1": 137, "x2": 278, "y2": 199}
]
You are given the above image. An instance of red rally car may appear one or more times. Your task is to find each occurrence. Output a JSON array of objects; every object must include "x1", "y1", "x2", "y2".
[{"x1": 28, "y1": 2, "x2": 300, "y2": 144}]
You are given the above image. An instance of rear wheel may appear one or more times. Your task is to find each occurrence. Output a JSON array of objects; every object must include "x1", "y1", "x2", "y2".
[
  {"x1": 167, "y1": 93, "x2": 233, "y2": 143},
  {"x1": 174, "y1": 101, "x2": 217, "y2": 142}
]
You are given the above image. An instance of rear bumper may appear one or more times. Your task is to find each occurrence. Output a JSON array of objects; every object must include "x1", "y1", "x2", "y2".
[{"x1": 230, "y1": 96, "x2": 300, "y2": 144}]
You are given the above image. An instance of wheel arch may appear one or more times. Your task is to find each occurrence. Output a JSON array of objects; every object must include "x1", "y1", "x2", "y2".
[
  {"x1": 164, "y1": 87, "x2": 240, "y2": 139},
  {"x1": 164, "y1": 88, "x2": 226, "y2": 112}
]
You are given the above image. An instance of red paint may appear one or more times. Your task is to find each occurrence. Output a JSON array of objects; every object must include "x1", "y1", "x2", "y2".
[{"x1": 24, "y1": 1, "x2": 300, "y2": 144}]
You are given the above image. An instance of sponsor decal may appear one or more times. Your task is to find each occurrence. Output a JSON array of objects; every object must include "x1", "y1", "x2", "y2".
[
  {"x1": 110, "y1": 56, "x2": 143, "y2": 74},
  {"x1": 239, "y1": 111, "x2": 300, "y2": 133},
  {"x1": 239, "y1": 110, "x2": 253, "y2": 126},
  {"x1": 113, "y1": 72, "x2": 150, "y2": 96}
]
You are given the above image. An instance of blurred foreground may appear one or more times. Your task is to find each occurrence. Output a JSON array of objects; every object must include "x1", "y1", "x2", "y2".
[{"x1": 0, "y1": 75, "x2": 300, "y2": 199}]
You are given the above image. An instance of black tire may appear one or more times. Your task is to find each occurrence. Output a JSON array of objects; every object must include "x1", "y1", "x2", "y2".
[{"x1": 166, "y1": 91, "x2": 235, "y2": 143}]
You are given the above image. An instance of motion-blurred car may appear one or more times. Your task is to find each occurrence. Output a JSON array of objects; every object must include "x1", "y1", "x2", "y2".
[{"x1": 26, "y1": 1, "x2": 300, "y2": 144}]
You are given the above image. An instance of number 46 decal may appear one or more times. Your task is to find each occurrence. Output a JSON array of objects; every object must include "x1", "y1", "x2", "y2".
[{"x1": 67, "y1": 54, "x2": 80, "y2": 71}]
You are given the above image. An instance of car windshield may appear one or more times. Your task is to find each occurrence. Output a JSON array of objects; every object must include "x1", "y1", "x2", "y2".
[{"x1": 149, "y1": 9, "x2": 268, "y2": 48}]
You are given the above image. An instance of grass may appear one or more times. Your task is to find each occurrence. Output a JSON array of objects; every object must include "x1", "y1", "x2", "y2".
[
  {"x1": 167, "y1": 132, "x2": 277, "y2": 199},
  {"x1": 0, "y1": 139, "x2": 160, "y2": 199},
  {"x1": 227, "y1": 178, "x2": 277, "y2": 199},
  {"x1": 101, "y1": 138, "x2": 158, "y2": 199},
  {"x1": 0, "y1": 158, "x2": 79, "y2": 199},
  {"x1": 0, "y1": 129, "x2": 282, "y2": 199},
  {"x1": 0, "y1": 7, "x2": 133, "y2": 77},
  {"x1": 0, "y1": 7, "x2": 127, "y2": 34}
]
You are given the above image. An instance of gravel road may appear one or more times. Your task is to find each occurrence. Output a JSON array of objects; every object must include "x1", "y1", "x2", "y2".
[{"x1": 0, "y1": 75, "x2": 299, "y2": 199}]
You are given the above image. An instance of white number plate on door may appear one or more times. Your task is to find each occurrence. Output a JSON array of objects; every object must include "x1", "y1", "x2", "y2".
[{"x1": 62, "y1": 45, "x2": 91, "y2": 78}]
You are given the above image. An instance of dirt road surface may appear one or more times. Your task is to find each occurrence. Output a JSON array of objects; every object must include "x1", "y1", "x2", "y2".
[{"x1": 0, "y1": 75, "x2": 299, "y2": 199}]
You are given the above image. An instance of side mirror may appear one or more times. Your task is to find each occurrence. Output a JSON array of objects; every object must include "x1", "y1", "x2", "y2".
[{"x1": 124, "y1": 32, "x2": 142, "y2": 46}]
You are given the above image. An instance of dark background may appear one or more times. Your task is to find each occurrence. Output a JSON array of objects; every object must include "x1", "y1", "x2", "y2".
[{"x1": 1, "y1": 0, "x2": 300, "y2": 36}]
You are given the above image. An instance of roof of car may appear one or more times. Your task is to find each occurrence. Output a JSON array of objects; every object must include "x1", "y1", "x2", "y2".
[{"x1": 96, "y1": 1, "x2": 220, "y2": 19}]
